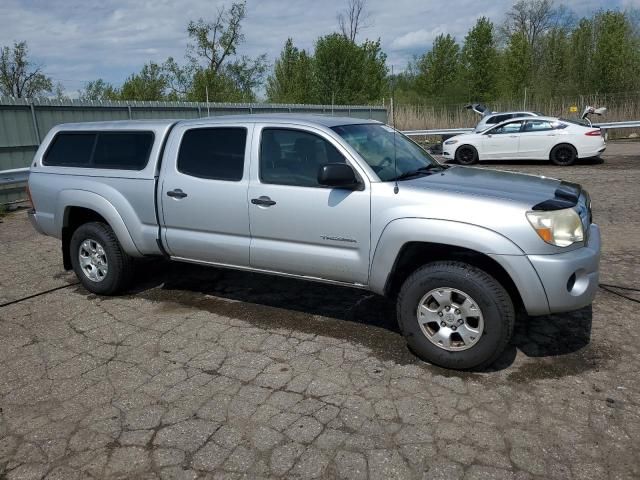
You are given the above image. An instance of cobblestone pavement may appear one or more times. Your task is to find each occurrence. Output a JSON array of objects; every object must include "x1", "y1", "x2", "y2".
[{"x1": 0, "y1": 143, "x2": 639, "y2": 479}]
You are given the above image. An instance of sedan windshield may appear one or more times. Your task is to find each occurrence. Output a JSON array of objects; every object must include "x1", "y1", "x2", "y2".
[{"x1": 332, "y1": 124, "x2": 443, "y2": 182}]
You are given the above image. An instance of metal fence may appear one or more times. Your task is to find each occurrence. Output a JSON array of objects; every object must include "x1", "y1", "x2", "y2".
[{"x1": 0, "y1": 98, "x2": 388, "y2": 204}]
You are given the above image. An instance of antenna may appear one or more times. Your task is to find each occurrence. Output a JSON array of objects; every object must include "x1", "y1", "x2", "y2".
[{"x1": 391, "y1": 65, "x2": 399, "y2": 194}]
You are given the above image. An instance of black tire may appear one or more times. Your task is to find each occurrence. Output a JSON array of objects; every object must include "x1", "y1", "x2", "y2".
[
  {"x1": 70, "y1": 222, "x2": 133, "y2": 295},
  {"x1": 550, "y1": 144, "x2": 577, "y2": 166},
  {"x1": 455, "y1": 145, "x2": 479, "y2": 165},
  {"x1": 396, "y1": 261, "x2": 514, "y2": 370}
]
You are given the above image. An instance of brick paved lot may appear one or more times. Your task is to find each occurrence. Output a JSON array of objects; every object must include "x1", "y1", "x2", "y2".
[{"x1": 0, "y1": 143, "x2": 638, "y2": 479}]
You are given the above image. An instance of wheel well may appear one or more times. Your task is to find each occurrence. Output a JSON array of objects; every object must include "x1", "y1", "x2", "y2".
[
  {"x1": 61, "y1": 207, "x2": 107, "y2": 270},
  {"x1": 384, "y1": 242, "x2": 524, "y2": 311},
  {"x1": 456, "y1": 144, "x2": 477, "y2": 154}
]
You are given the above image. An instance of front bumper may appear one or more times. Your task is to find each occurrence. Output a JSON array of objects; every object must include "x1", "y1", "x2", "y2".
[
  {"x1": 27, "y1": 208, "x2": 45, "y2": 235},
  {"x1": 527, "y1": 224, "x2": 601, "y2": 314}
]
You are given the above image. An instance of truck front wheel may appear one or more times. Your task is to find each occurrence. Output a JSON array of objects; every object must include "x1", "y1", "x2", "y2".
[
  {"x1": 70, "y1": 222, "x2": 133, "y2": 295},
  {"x1": 397, "y1": 261, "x2": 514, "y2": 370}
]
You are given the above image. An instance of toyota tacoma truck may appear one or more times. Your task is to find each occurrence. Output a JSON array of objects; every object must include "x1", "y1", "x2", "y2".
[{"x1": 27, "y1": 114, "x2": 600, "y2": 370}]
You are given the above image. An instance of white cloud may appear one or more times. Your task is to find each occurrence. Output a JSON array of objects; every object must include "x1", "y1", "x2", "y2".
[{"x1": 390, "y1": 28, "x2": 444, "y2": 50}]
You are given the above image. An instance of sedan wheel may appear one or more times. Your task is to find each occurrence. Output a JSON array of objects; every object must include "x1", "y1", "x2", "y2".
[
  {"x1": 455, "y1": 146, "x2": 478, "y2": 165},
  {"x1": 550, "y1": 144, "x2": 577, "y2": 166}
]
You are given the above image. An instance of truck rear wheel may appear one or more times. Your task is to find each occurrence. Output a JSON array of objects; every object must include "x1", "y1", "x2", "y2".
[
  {"x1": 70, "y1": 222, "x2": 133, "y2": 295},
  {"x1": 397, "y1": 261, "x2": 514, "y2": 370}
]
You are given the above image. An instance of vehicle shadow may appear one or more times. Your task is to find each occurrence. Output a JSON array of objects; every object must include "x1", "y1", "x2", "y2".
[
  {"x1": 126, "y1": 259, "x2": 594, "y2": 371},
  {"x1": 441, "y1": 157, "x2": 604, "y2": 167}
]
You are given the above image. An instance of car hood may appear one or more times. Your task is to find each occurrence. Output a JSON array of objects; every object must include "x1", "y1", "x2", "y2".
[{"x1": 402, "y1": 165, "x2": 563, "y2": 207}]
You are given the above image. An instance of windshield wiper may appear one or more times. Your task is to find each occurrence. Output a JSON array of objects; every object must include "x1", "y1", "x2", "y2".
[{"x1": 391, "y1": 165, "x2": 443, "y2": 181}]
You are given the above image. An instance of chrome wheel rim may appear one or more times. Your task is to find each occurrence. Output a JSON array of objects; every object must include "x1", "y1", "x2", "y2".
[
  {"x1": 417, "y1": 287, "x2": 484, "y2": 351},
  {"x1": 78, "y1": 239, "x2": 108, "y2": 282}
]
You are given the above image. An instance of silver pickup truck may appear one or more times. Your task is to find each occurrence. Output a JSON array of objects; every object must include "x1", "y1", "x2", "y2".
[{"x1": 27, "y1": 114, "x2": 600, "y2": 370}]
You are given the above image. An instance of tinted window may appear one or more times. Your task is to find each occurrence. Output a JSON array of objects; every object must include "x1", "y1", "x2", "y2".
[
  {"x1": 44, "y1": 131, "x2": 154, "y2": 169},
  {"x1": 260, "y1": 129, "x2": 345, "y2": 187},
  {"x1": 178, "y1": 128, "x2": 247, "y2": 181},
  {"x1": 523, "y1": 120, "x2": 554, "y2": 132},
  {"x1": 489, "y1": 121, "x2": 524, "y2": 135},
  {"x1": 93, "y1": 132, "x2": 154, "y2": 170},
  {"x1": 44, "y1": 133, "x2": 96, "y2": 166}
]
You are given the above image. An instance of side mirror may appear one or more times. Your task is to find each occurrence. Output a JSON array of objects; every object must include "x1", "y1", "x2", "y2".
[{"x1": 318, "y1": 163, "x2": 360, "y2": 189}]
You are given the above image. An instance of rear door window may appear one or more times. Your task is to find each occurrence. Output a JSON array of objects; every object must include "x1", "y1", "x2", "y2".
[
  {"x1": 523, "y1": 120, "x2": 554, "y2": 132},
  {"x1": 488, "y1": 121, "x2": 524, "y2": 135},
  {"x1": 43, "y1": 133, "x2": 96, "y2": 167},
  {"x1": 177, "y1": 127, "x2": 247, "y2": 181}
]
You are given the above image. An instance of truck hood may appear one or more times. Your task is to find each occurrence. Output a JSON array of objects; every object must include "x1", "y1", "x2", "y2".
[{"x1": 403, "y1": 165, "x2": 563, "y2": 207}]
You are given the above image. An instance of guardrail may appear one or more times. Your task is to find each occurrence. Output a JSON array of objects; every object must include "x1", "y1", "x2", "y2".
[{"x1": 1, "y1": 119, "x2": 639, "y2": 203}]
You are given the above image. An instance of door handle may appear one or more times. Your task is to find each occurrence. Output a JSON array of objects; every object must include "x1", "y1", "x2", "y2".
[
  {"x1": 166, "y1": 189, "x2": 188, "y2": 199},
  {"x1": 251, "y1": 196, "x2": 276, "y2": 207},
  {"x1": 509, "y1": 135, "x2": 518, "y2": 138}
]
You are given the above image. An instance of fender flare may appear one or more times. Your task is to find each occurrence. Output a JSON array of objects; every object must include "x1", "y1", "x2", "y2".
[
  {"x1": 56, "y1": 189, "x2": 142, "y2": 257},
  {"x1": 369, "y1": 216, "x2": 540, "y2": 291}
]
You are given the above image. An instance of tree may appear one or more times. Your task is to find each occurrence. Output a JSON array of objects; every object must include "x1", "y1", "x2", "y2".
[
  {"x1": 501, "y1": 31, "x2": 533, "y2": 97},
  {"x1": 503, "y1": 0, "x2": 556, "y2": 49},
  {"x1": 0, "y1": 41, "x2": 52, "y2": 98},
  {"x1": 119, "y1": 62, "x2": 168, "y2": 101},
  {"x1": 415, "y1": 34, "x2": 461, "y2": 102},
  {"x1": 313, "y1": 33, "x2": 386, "y2": 104},
  {"x1": 535, "y1": 27, "x2": 571, "y2": 97},
  {"x1": 164, "y1": 0, "x2": 267, "y2": 101},
  {"x1": 337, "y1": 0, "x2": 371, "y2": 42},
  {"x1": 461, "y1": 17, "x2": 498, "y2": 101},
  {"x1": 78, "y1": 79, "x2": 119, "y2": 101},
  {"x1": 590, "y1": 11, "x2": 640, "y2": 94},
  {"x1": 266, "y1": 39, "x2": 315, "y2": 103}
]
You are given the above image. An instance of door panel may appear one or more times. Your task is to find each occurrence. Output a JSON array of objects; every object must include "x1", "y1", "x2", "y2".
[
  {"x1": 481, "y1": 121, "x2": 523, "y2": 159},
  {"x1": 248, "y1": 126, "x2": 371, "y2": 285},
  {"x1": 518, "y1": 120, "x2": 558, "y2": 159},
  {"x1": 160, "y1": 125, "x2": 252, "y2": 266}
]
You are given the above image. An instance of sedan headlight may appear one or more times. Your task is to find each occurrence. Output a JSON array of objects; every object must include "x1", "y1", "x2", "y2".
[
  {"x1": 444, "y1": 139, "x2": 458, "y2": 145},
  {"x1": 526, "y1": 208, "x2": 584, "y2": 247}
]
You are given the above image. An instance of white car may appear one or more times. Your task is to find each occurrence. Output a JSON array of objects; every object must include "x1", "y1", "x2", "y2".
[{"x1": 442, "y1": 116, "x2": 606, "y2": 166}]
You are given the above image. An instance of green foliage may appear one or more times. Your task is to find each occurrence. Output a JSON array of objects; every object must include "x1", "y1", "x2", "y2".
[
  {"x1": 501, "y1": 31, "x2": 533, "y2": 97},
  {"x1": 266, "y1": 34, "x2": 386, "y2": 104},
  {"x1": 119, "y1": 62, "x2": 168, "y2": 101},
  {"x1": 315, "y1": 34, "x2": 387, "y2": 104},
  {"x1": 266, "y1": 39, "x2": 316, "y2": 103},
  {"x1": 461, "y1": 17, "x2": 499, "y2": 102},
  {"x1": 591, "y1": 11, "x2": 640, "y2": 94},
  {"x1": 0, "y1": 41, "x2": 52, "y2": 98},
  {"x1": 78, "y1": 79, "x2": 119, "y2": 101},
  {"x1": 415, "y1": 34, "x2": 461, "y2": 102}
]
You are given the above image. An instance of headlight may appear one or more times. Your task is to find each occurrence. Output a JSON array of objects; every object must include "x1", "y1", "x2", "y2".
[
  {"x1": 526, "y1": 208, "x2": 584, "y2": 247},
  {"x1": 444, "y1": 139, "x2": 458, "y2": 145}
]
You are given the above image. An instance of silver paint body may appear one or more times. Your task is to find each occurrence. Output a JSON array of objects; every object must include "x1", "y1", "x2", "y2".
[{"x1": 28, "y1": 114, "x2": 601, "y2": 316}]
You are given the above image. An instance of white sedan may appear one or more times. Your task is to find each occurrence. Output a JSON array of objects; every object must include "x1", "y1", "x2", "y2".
[{"x1": 442, "y1": 116, "x2": 606, "y2": 166}]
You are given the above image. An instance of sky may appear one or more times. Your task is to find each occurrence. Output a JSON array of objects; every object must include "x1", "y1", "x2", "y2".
[{"x1": 0, "y1": 0, "x2": 635, "y2": 97}]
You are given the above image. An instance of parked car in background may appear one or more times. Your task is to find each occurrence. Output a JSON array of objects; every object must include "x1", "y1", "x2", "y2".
[
  {"x1": 27, "y1": 114, "x2": 600, "y2": 370},
  {"x1": 465, "y1": 103, "x2": 542, "y2": 132},
  {"x1": 443, "y1": 116, "x2": 606, "y2": 166}
]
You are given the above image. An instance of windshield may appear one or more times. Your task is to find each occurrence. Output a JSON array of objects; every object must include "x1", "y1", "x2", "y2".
[{"x1": 331, "y1": 124, "x2": 441, "y2": 182}]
